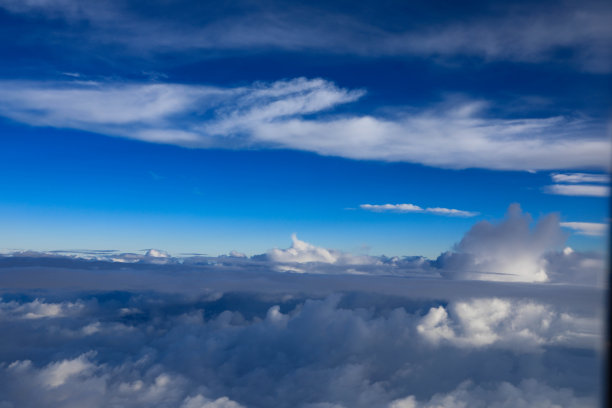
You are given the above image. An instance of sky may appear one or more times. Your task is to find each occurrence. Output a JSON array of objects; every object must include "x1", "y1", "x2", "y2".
[
  {"x1": 0, "y1": 1, "x2": 611, "y2": 407},
  {"x1": 0, "y1": 0, "x2": 610, "y2": 258}
]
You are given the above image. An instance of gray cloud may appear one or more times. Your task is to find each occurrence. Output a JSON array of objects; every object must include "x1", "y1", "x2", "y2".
[
  {"x1": 0, "y1": 291, "x2": 604, "y2": 408},
  {"x1": 0, "y1": 0, "x2": 610, "y2": 72}
]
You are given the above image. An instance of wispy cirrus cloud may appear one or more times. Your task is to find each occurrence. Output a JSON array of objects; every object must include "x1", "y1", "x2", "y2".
[
  {"x1": 360, "y1": 203, "x2": 478, "y2": 217},
  {"x1": 0, "y1": 78, "x2": 608, "y2": 171},
  {"x1": 0, "y1": 0, "x2": 610, "y2": 72}
]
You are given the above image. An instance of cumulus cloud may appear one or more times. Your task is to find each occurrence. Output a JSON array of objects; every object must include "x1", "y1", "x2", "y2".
[
  {"x1": 267, "y1": 234, "x2": 377, "y2": 268},
  {"x1": 0, "y1": 79, "x2": 608, "y2": 171},
  {"x1": 417, "y1": 298, "x2": 600, "y2": 350},
  {"x1": 360, "y1": 203, "x2": 478, "y2": 217},
  {"x1": 0, "y1": 204, "x2": 605, "y2": 285},
  {"x1": 436, "y1": 204, "x2": 567, "y2": 282},
  {"x1": 0, "y1": 292, "x2": 604, "y2": 407}
]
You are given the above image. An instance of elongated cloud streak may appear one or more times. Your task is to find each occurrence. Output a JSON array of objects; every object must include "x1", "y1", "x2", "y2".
[
  {"x1": 360, "y1": 203, "x2": 478, "y2": 217},
  {"x1": 551, "y1": 173, "x2": 610, "y2": 184},
  {"x1": 561, "y1": 222, "x2": 608, "y2": 236},
  {"x1": 544, "y1": 184, "x2": 610, "y2": 197},
  {"x1": 0, "y1": 79, "x2": 608, "y2": 171}
]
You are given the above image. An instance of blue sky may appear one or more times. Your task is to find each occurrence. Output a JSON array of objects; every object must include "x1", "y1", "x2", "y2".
[
  {"x1": 0, "y1": 2, "x2": 610, "y2": 407},
  {"x1": 0, "y1": 0, "x2": 610, "y2": 258}
]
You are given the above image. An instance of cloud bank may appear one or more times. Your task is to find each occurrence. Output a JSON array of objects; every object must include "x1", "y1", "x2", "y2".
[
  {"x1": 0, "y1": 202, "x2": 605, "y2": 405},
  {"x1": 1, "y1": 204, "x2": 606, "y2": 285},
  {"x1": 0, "y1": 290, "x2": 604, "y2": 408},
  {"x1": 0, "y1": 79, "x2": 608, "y2": 171}
]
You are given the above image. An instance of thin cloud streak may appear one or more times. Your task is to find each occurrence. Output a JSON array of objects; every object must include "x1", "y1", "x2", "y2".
[
  {"x1": 544, "y1": 184, "x2": 610, "y2": 197},
  {"x1": 561, "y1": 222, "x2": 608, "y2": 236},
  {"x1": 551, "y1": 173, "x2": 610, "y2": 184},
  {"x1": 360, "y1": 203, "x2": 478, "y2": 217}
]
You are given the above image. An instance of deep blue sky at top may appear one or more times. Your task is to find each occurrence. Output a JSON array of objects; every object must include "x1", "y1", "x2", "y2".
[{"x1": 0, "y1": 0, "x2": 609, "y2": 257}]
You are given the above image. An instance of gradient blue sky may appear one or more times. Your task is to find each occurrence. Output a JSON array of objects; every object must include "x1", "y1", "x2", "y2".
[{"x1": 0, "y1": 0, "x2": 609, "y2": 258}]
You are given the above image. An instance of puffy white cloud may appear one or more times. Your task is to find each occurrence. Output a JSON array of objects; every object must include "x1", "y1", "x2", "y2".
[
  {"x1": 0, "y1": 292, "x2": 603, "y2": 408},
  {"x1": 267, "y1": 234, "x2": 376, "y2": 267},
  {"x1": 417, "y1": 298, "x2": 601, "y2": 350},
  {"x1": 360, "y1": 204, "x2": 477, "y2": 217},
  {"x1": 544, "y1": 184, "x2": 609, "y2": 197},
  {"x1": 436, "y1": 204, "x2": 568, "y2": 282},
  {"x1": 0, "y1": 79, "x2": 608, "y2": 171}
]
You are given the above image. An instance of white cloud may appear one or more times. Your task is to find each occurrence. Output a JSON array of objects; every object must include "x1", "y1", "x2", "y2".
[
  {"x1": 560, "y1": 222, "x2": 608, "y2": 236},
  {"x1": 39, "y1": 353, "x2": 95, "y2": 388},
  {"x1": 267, "y1": 234, "x2": 376, "y2": 267},
  {"x1": 437, "y1": 204, "x2": 566, "y2": 282},
  {"x1": 544, "y1": 184, "x2": 610, "y2": 197},
  {"x1": 360, "y1": 203, "x2": 478, "y2": 217},
  {"x1": 0, "y1": 79, "x2": 608, "y2": 171},
  {"x1": 551, "y1": 173, "x2": 610, "y2": 184},
  {"x1": 417, "y1": 298, "x2": 600, "y2": 350}
]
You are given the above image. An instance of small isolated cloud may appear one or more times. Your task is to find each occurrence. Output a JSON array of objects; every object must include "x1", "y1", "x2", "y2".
[
  {"x1": 560, "y1": 222, "x2": 608, "y2": 236},
  {"x1": 360, "y1": 203, "x2": 478, "y2": 217},
  {"x1": 551, "y1": 173, "x2": 610, "y2": 184},
  {"x1": 544, "y1": 184, "x2": 609, "y2": 197}
]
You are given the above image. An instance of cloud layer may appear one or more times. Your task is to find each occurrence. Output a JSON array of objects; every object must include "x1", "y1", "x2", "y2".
[
  {"x1": 0, "y1": 290, "x2": 604, "y2": 408},
  {"x1": 0, "y1": 202, "x2": 606, "y2": 406},
  {"x1": 1, "y1": 0, "x2": 610, "y2": 72},
  {"x1": 0, "y1": 79, "x2": 608, "y2": 171}
]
